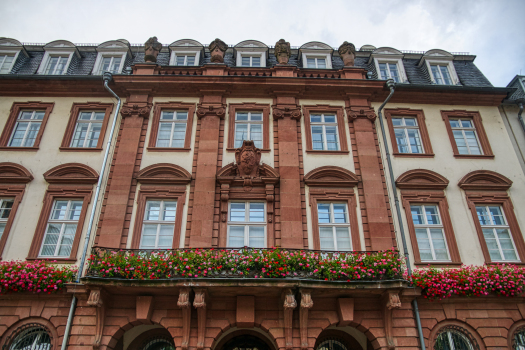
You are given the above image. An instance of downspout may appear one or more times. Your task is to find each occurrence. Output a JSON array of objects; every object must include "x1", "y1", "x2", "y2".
[
  {"x1": 517, "y1": 101, "x2": 525, "y2": 135},
  {"x1": 376, "y1": 79, "x2": 426, "y2": 350},
  {"x1": 61, "y1": 72, "x2": 122, "y2": 350}
]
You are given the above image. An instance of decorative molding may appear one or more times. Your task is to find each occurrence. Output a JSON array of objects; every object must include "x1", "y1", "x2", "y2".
[
  {"x1": 87, "y1": 287, "x2": 108, "y2": 350},
  {"x1": 272, "y1": 106, "x2": 301, "y2": 121},
  {"x1": 345, "y1": 107, "x2": 376, "y2": 122},
  {"x1": 395, "y1": 169, "x2": 449, "y2": 190},
  {"x1": 275, "y1": 39, "x2": 291, "y2": 65},
  {"x1": 177, "y1": 287, "x2": 192, "y2": 350},
  {"x1": 282, "y1": 288, "x2": 297, "y2": 350},
  {"x1": 458, "y1": 170, "x2": 512, "y2": 191},
  {"x1": 299, "y1": 289, "x2": 313, "y2": 350},
  {"x1": 382, "y1": 290, "x2": 401, "y2": 350},
  {"x1": 136, "y1": 163, "x2": 192, "y2": 185},
  {"x1": 193, "y1": 288, "x2": 207, "y2": 350},
  {"x1": 121, "y1": 102, "x2": 152, "y2": 119},
  {"x1": 43, "y1": 163, "x2": 99, "y2": 184},
  {"x1": 304, "y1": 166, "x2": 359, "y2": 187},
  {"x1": 0, "y1": 162, "x2": 33, "y2": 183},
  {"x1": 196, "y1": 103, "x2": 227, "y2": 119}
]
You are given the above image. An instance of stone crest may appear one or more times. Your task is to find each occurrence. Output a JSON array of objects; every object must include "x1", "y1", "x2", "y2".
[
  {"x1": 144, "y1": 37, "x2": 162, "y2": 63},
  {"x1": 209, "y1": 38, "x2": 228, "y2": 63},
  {"x1": 338, "y1": 41, "x2": 356, "y2": 67},
  {"x1": 235, "y1": 140, "x2": 262, "y2": 185},
  {"x1": 275, "y1": 39, "x2": 291, "y2": 64}
]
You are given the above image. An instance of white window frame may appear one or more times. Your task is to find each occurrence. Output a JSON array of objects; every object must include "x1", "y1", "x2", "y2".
[
  {"x1": 449, "y1": 118, "x2": 483, "y2": 155},
  {"x1": 155, "y1": 110, "x2": 189, "y2": 148},
  {"x1": 310, "y1": 113, "x2": 340, "y2": 151},
  {"x1": 70, "y1": 111, "x2": 105, "y2": 148},
  {"x1": 139, "y1": 199, "x2": 177, "y2": 250},
  {"x1": 169, "y1": 50, "x2": 201, "y2": 66},
  {"x1": 0, "y1": 38, "x2": 25, "y2": 75},
  {"x1": 476, "y1": 205, "x2": 519, "y2": 262},
  {"x1": 227, "y1": 201, "x2": 267, "y2": 248},
  {"x1": 8, "y1": 109, "x2": 45, "y2": 147},
  {"x1": 38, "y1": 47, "x2": 77, "y2": 75},
  {"x1": 317, "y1": 202, "x2": 352, "y2": 251},
  {"x1": 425, "y1": 59, "x2": 459, "y2": 85},
  {"x1": 301, "y1": 47, "x2": 332, "y2": 69},
  {"x1": 0, "y1": 198, "x2": 14, "y2": 239},
  {"x1": 374, "y1": 58, "x2": 407, "y2": 83},
  {"x1": 93, "y1": 53, "x2": 126, "y2": 75},
  {"x1": 39, "y1": 199, "x2": 83, "y2": 258},
  {"x1": 411, "y1": 204, "x2": 451, "y2": 262},
  {"x1": 0, "y1": 52, "x2": 18, "y2": 74},
  {"x1": 234, "y1": 111, "x2": 263, "y2": 148},
  {"x1": 236, "y1": 52, "x2": 265, "y2": 67},
  {"x1": 392, "y1": 116, "x2": 424, "y2": 154}
]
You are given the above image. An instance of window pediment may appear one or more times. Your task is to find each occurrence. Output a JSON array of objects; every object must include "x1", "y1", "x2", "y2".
[
  {"x1": 43, "y1": 163, "x2": 98, "y2": 184},
  {"x1": 304, "y1": 166, "x2": 359, "y2": 187},
  {"x1": 458, "y1": 170, "x2": 512, "y2": 191},
  {"x1": 396, "y1": 169, "x2": 449, "y2": 190},
  {"x1": 0, "y1": 162, "x2": 33, "y2": 183},
  {"x1": 136, "y1": 163, "x2": 192, "y2": 185},
  {"x1": 169, "y1": 39, "x2": 204, "y2": 66}
]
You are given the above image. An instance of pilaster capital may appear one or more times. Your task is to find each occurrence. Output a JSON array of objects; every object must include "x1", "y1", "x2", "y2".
[
  {"x1": 272, "y1": 105, "x2": 302, "y2": 121},
  {"x1": 196, "y1": 103, "x2": 227, "y2": 119},
  {"x1": 345, "y1": 106, "x2": 377, "y2": 122},
  {"x1": 121, "y1": 102, "x2": 152, "y2": 119}
]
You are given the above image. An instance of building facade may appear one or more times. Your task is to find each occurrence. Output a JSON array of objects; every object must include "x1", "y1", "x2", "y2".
[{"x1": 0, "y1": 37, "x2": 524, "y2": 350}]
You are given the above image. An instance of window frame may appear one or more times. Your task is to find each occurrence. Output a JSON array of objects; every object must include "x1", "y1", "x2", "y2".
[
  {"x1": 227, "y1": 103, "x2": 270, "y2": 152},
  {"x1": 60, "y1": 102, "x2": 114, "y2": 151},
  {"x1": 316, "y1": 202, "x2": 353, "y2": 251},
  {"x1": 131, "y1": 187, "x2": 186, "y2": 249},
  {"x1": 138, "y1": 199, "x2": 179, "y2": 250},
  {"x1": 37, "y1": 51, "x2": 75, "y2": 76},
  {"x1": 169, "y1": 51, "x2": 200, "y2": 66},
  {"x1": 384, "y1": 108, "x2": 434, "y2": 158},
  {"x1": 373, "y1": 58, "x2": 407, "y2": 83},
  {"x1": 0, "y1": 51, "x2": 18, "y2": 74},
  {"x1": 93, "y1": 53, "x2": 126, "y2": 75},
  {"x1": 409, "y1": 203, "x2": 451, "y2": 262},
  {"x1": 148, "y1": 102, "x2": 195, "y2": 152},
  {"x1": 424, "y1": 58, "x2": 459, "y2": 85},
  {"x1": 0, "y1": 102, "x2": 54, "y2": 151},
  {"x1": 309, "y1": 189, "x2": 360, "y2": 251},
  {"x1": 226, "y1": 201, "x2": 267, "y2": 248},
  {"x1": 0, "y1": 187, "x2": 25, "y2": 259},
  {"x1": 441, "y1": 110, "x2": 493, "y2": 158},
  {"x1": 303, "y1": 105, "x2": 349, "y2": 154},
  {"x1": 236, "y1": 51, "x2": 265, "y2": 67}
]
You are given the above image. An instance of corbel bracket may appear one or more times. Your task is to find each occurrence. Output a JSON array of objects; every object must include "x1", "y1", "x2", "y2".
[
  {"x1": 87, "y1": 287, "x2": 108, "y2": 350},
  {"x1": 178, "y1": 288, "x2": 192, "y2": 350},
  {"x1": 194, "y1": 288, "x2": 208, "y2": 350},
  {"x1": 282, "y1": 288, "x2": 297, "y2": 350},
  {"x1": 299, "y1": 289, "x2": 313, "y2": 350},
  {"x1": 382, "y1": 290, "x2": 401, "y2": 350}
]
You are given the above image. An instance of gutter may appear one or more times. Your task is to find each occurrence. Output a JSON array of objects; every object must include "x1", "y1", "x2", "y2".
[
  {"x1": 60, "y1": 72, "x2": 122, "y2": 350},
  {"x1": 376, "y1": 79, "x2": 426, "y2": 350},
  {"x1": 518, "y1": 101, "x2": 525, "y2": 135}
]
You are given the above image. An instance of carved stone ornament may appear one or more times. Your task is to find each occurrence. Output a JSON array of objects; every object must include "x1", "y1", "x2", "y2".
[
  {"x1": 193, "y1": 288, "x2": 207, "y2": 350},
  {"x1": 275, "y1": 39, "x2": 291, "y2": 64},
  {"x1": 382, "y1": 290, "x2": 401, "y2": 350},
  {"x1": 235, "y1": 140, "x2": 262, "y2": 182},
  {"x1": 178, "y1": 288, "x2": 191, "y2": 350},
  {"x1": 282, "y1": 289, "x2": 297, "y2": 350},
  {"x1": 346, "y1": 107, "x2": 377, "y2": 122},
  {"x1": 144, "y1": 36, "x2": 162, "y2": 63},
  {"x1": 338, "y1": 41, "x2": 356, "y2": 67},
  {"x1": 87, "y1": 288, "x2": 108, "y2": 350},
  {"x1": 299, "y1": 289, "x2": 313, "y2": 350},
  {"x1": 196, "y1": 103, "x2": 227, "y2": 119},
  {"x1": 121, "y1": 103, "x2": 152, "y2": 119},
  {"x1": 209, "y1": 38, "x2": 228, "y2": 63},
  {"x1": 273, "y1": 106, "x2": 302, "y2": 121}
]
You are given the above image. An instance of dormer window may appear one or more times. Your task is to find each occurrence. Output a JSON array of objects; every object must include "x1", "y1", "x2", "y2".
[
  {"x1": 0, "y1": 54, "x2": 15, "y2": 74},
  {"x1": 422, "y1": 49, "x2": 460, "y2": 85},
  {"x1": 0, "y1": 38, "x2": 26, "y2": 74},
  {"x1": 169, "y1": 39, "x2": 203, "y2": 66},
  {"x1": 234, "y1": 40, "x2": 268, "y2": 67},
  {"x1": 299, "y1": 41, "x2": 333, "y2": 69},
  {"x1": 371, "y1": 47, "x2": 408, "y2": 83},
  {"x1": 38, "y1": 40, "x2": 79, "y2": 76},
  {"x1": 430, "y1": 64, "x2": 453, "y2": 85},
  {"x1": 378, "y1": 62, "x2": 400, "y2": 82},
  {"x1": 92, "y1": 39, "x2": 130, "y2": 75}
]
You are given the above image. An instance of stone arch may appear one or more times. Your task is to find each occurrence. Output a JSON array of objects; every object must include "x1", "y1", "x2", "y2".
[
  {"x1": 0, "y1": 162, "x2": 33, "y2": 183},
  {"x1": 0, "y1": 37, "x2": 23, "y2": 47},
  {"x1": 43, "y1": 163, "x2": 99, "y2": 184},
  {"x1": 105, "y1": 321, "x2": 170, "y2": 350},
  {"x1": 395, "y1": 169, "x2": 449, "y2": 190},
  {"x1": 97, "y1": 39, "x2": 130, "y2": 51},
  {"x1": 212, "y1": 328, "x2": 278, "y2": 350},
  {"x1": 304, "y1": 166, "x2": 359, "y2": 187},
  {"x1": 0, "y1": 317, "x2": 59, "y2": 350},
  {"x1": 136, "y1": 163, "x2": 192, "y2": 185},
  {"x1": 169, "y1": 39, "x2": 204, "y2": 48},
  {"x1": 315, "y1": 323, "x2": 380, "y2": 350},
  {"x1": 315, "y1": 328, "x2": 373, "y2": 350},
  {"x1": 429, "y1": 319, "x2": 486, "y2": 350},
  {"x1": 458, "y1": 170, "x2": 512, "y2": 191},
  {"x1": 234, "y1": 40, "x2": 268, "y2": 49},
  {"x1": 44, "y1": 39, "x2": 76, "y2": 49}
]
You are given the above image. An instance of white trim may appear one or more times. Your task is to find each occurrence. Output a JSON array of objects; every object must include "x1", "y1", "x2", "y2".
[
  {"x1": 317, "y1": 202, "x2": 352, "y2": 251},
  {"x1": 373, "y1": 56, "x2": 408, "y2": 83},
  {"x1": 169, "y1": 51, "x2": 200, "y2": 66},
  {"x1": 227, "y1": 201, "x2": 267, "y2": 248},
  {"x1": 301, "y1": 49, "x2": 332, "y2": 69},
  {"x1": 92, "y1": 52, "x2": 127, "y2": 75},
  {"x1": 236, "y1": 50, "x2": 265, "y2": 67},
  {"x1": 0, "y1": 51, "x2": 19, "y2": 74},
  {"x1": 424, "y1": 59, "x2": 459, "y2": 85},
  {"x1": 411, "y1": 204, "x2": 451, "y2": 262},
  {"x1": 37, "y1": 49, "x2": 76, "y2": 75}
]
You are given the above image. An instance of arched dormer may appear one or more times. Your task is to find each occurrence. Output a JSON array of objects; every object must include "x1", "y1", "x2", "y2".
[
  {"x1": 396, "y1": 169, "x2": 449, "y2": 190},
  {"x1": 372, "y1": 47, "x2": 403, "y2": 55},
  {"x1": 136, "y1": 163, "x2": 192, "y2": 185},
  {"x1": 370, "y1": 47, "x2": 407, "y2": 83},
  {"x1": 299, "y1": 41, "x2": 333, "y2": 69},
  {"x1": 0, "y1": 162, "x2": 33, "y2": 183},
  {"x1": 234, "y1": 40, "x2": 268, "y2": 67},
  {"x1": 304, "y1": 166, "x2": 359, "y2": 187},
  {"x1": 458, "y1": 170, "x2": 512, "y2": 191},
  {"x1": 38, "y1": 40, "x2": 79, "y2": 75},
  {"x1": 168, "y1": 39, "x2": 204, "y2": 66},
  {"x1": 43, "y1": 163, "x2": 98, "y2": 184},
  {"x1": 0, "y1": 38, "x2": 27, "y2": 74},
  {"x1": 92, "y1": 39, "x2": 131, "y2": 75},
  {"x1": 359, "y1": 44, "x2": 376, "y2": 52},
  {"x1": 421, "y1": 49, "x2": 459, "y2": 85}
]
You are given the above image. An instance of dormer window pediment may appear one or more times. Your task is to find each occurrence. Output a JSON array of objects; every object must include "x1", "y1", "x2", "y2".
[
  {"x1": 299, "y1": 41, "x2": 333, "y2": 69},
  {"x1": 92, "y1": 40, "x2": 131, "y2": 75},
  {"x1": 234, "y1": 40, "x2": 268, "y2": 67},
  {"x1": 370, "y1": 47, "x2": 408, "y2": 83},
  {"x1": 37, "y1": 40, "x2": 79, "y2": 75},
  {"x1": 0, "y1": 38, "x2": 27, "y2": 74}
]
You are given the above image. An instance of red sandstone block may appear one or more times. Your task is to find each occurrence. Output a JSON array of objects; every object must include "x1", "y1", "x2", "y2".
[
  {"x1": 69, "y1": 335, "x2": 95, "y2": 345},
  {"x1": 0, "y1": 316, "x2": 20, "y2": 328},
  {"x1": 483, "y1": 336, "x2": 507, "y2": 347},
  {"x1": 466, "y1": 318, "x2": 499, "y2": 329},
  {"x1": 477, "y1": 327, "x2": 504, "y2": 337},
  {"x1": 394, "y1": 336, "x2": 419, "y2": 347},
  {"x1": 161, "y1": 318, "x2": 183, "y2": 328}
]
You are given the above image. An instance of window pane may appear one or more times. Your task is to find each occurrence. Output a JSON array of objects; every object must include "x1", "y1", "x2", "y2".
[
  {"x1": 163, "y1": 202, "x2": 177, "y2": 221},
  {"x1": 404, "y1": 118, "x2": 416, "y2": 126},
  {"x1": 310, "y1": 115, "x2": 322, "y2": 123},
  {"x1": 0, "y1": 199, "x2": 14, "y2": 219},
  {"x1": 230, "y1": 203, "x2": 246, "y2": 221},
  {"x1": 157, "y1": 225, "x2": 174, "y2": 248},
  {"x1": 411, "y1": 206, "x2": 424, "y2": 225},
  {"x1": 172, "y1": 123, "x2": 187, "y2": 148},
  {"x1": 87, "y1": 123, "x2": 102, "y2": 148},
  {"x1": 145, "y1": 201, "x2": 161, "y2": 221},
  {"x1": 407, "y1": 129, "x2": 423, "y2": 153},
  {"x1": 464, "y1": 130, "x2": 481, "y2": 154},
  {"x1": 325, "y1": 126, "x2": 339, "y2": 150},
  {"x1": 250, "y1": 113, "x2": 262, "y2": 121},
  {"x1": 379, "y1": 63, "x2": 388, "y2": 80},
  {"x1": 395, "y1": 129, "x2": 409, "y2": 153},
  {"x1": 489, "y1": 206, "x2": 505, "y2": 225},
  {"x1": 307, "y1": 58, "x2": 316, "y2": 68},
  {"x1": 250, "y1": 124, "x2": 263, "y2": 148},
  {"x1": 483, "y1": 228, "x2": 502, "y2": 261},
  {"x1": 416, "y1": 228, "x2": 432, "y2": 260},
  {"x1": 332, "y1": 204, "x2": 347, "y2": 223},
  {"x1": 140, "y1": 224, "x2": 158, "y2": 248},
  {"x1": 336, "y1": 227, "x2": 351, "y2": 251},
  {"x1": 228, "y1": 226, "x2": 245, "y2": 247},
  {"x1": 161, "y1": 111, "x2": 175, "y2": 120},
  {"x1": 249, "y1": 203, "x2": 265, "y2": 222},
  {"x1": 110, "y1": 57, "x2": 121, "y2": 73},
  {"x1": 431, "y1": 65, "x2": 443, "y2": 84},
  {"x1": 187, "y1": 56, "x2": 195, "y2": 66},
  {"x1": 23, "y1": 122, "x2": 40, "y2": 147},
  {"x1": 252, "y1": 57, "x2": 261, "y2": 67},
  {"x1": 249, "y1": 226, "x2": 265, "y2": 247},
  {"x1": 388, "y1": 63, "x2": 400, "y2": 82},
  {"x1": 440, "y1": 65, "x2": 452, "y2": 85},
  {"x1": 9, "y1": 122, "x2": 28, "y2": 146},
  {"x1": 324, "y1": 115, "x2": 336, "y2": 123},
  {"x1": 453, "y1": 130, "x2": 468, "y2": 154},
  {"x1": 317, "y1": 204, "x2": 330, "y2": 223},
  {"x1": 319, "y1": 227, "x2": 335, "y2": 250},
  {"x1": 449, "y1": 119, "x2": 460, "y2": 128},
  {"x1": 52, "y1": 201, "x2": 69, "y2": 220},
  {"x1": 176, "y1": 111, "x2": 188, "y2": 120},
  {"x1": 392, "y1": 118, "x2": 403, "y2": 126},
  {"x1": 311, "y1": 126, "x2": 324, "y2": 150},
  {"x1": 430, "y1": 228, "x2": 448, "y2": 260},
  {"x1": 476, "y1": 206, "x2": 491, "y2": 225},
  {"x1": 241, "y1": 57, "x2": 251, "y2": 67},
  {"x1": 68, "y1": 201, "x2": 83, "y2": 220},
  {"x1": 424, "y1": 206, "x2": 441, "y2": 225},
  {"x1": 235, "y1": 124, "x2": 248, "y2": 148},
  {"x1": 176, "y1": 56, "x2": 185, "y2": 66},
  {"x1": 317, "y1": 58, "x2": 326, "y2": 68}
]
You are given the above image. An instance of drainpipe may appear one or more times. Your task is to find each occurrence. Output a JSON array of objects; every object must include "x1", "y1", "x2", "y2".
[
  {"x1": 517, "y1": 101, "x2": 525, "y2": 135},
  {"x1": 376, "y1": 79, "x2": 426, "y2": 350},
  {"x1": 61, "y1": 72, "x2": 122, "y2": 350}
]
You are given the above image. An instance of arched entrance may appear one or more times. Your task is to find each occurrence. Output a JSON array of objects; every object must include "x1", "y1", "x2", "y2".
[
  {"x1": 112, "y1": 325, "x2": 174, "y2": 350},
  {"x1": 315, "y1": 329, "x2": 373, "y2": 350},
  {"x1": 214, "y1": 329, "x2": 277, "y2": 350}
]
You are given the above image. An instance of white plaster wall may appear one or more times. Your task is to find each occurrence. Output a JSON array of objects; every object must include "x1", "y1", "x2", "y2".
[
  {"x1": 0, "y1": 96, "x2": 119, "y2": 262},
  {"x1": 374, "y1": 102, "x2": 525, "y2": 268},
  {"x1": 500, "y1": 104, "x2": 525, "y2": 175}
]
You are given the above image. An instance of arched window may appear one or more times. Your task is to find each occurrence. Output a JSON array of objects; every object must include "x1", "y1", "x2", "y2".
[
  {"x1": 4, "y1": 324, "x2": 51, "y2": 350},
  {"x1": 514, "y1": 327, "x2": 525, "y2": 350},
  {"x1": 316, "y1": 339, "x2": 349, "y2": 350},
  {"x1": 141, "y1": 337, "x2": 175, "y2": 350},
  {"x1": 434, "y1": 326, "x2": 478, "y2": 350}
]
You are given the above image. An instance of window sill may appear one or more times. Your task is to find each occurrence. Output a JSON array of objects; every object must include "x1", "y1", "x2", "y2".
[
  {"x1": 146, "y1": 147, "x2": 192, "y2": 152},
  {"x1": 59, "y1": 147, "x2": 103, "y2": 152},
  {"x1": 453, "y1": 154, "x2": 494, "y2": 159},
  {"x1": 305, "y1": 150, "x2": 350, "y2": 155},
  {"x1": 226, "y1": 147, "x2": 270, "y2": 153},
  {"x1": 393, "y1": 152, "x2": 434, "y2": 158},
  {"x1": 0, "y1": 146, "x2": 39, "y2": 151},
  {"x1": 26, "y1": 257, "x2": 78, "y2": 264},
  {"x1": 414, "y1": 261, "x2": 463, "y2": 267}
]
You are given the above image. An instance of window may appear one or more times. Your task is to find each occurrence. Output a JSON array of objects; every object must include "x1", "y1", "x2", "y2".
[
  {"x1": 476, "y1": 205, "x2": 519, "y2": 262},
  {"x1": 441, "y1": 110, "x2": 493, "y2": 158},
  {"x1": 139, "y1": 200, "x2": 177, "y2": 249},
  {"x1": 310, "y1": 114, "x2": 339, "y2": 151},
  {"x1": 7, "y1": 325, "x2": 52, "y2": 350},
  {"x1": 227, "y1": 202, "x2": 266, "y2": 248},
  {"x1": 70, "y1": 111, "x2": 105, "y2": 148},
  {"x1": 234, "y1": 112, "x2": 263, "y2": 148},
  {"x1": 449, "y1": 118, "x2": 482, "y2": 155},
  {"x1": 392, "y1": 117, "x2": 423, "y2": 154},
  {"x1": 435, "y1": 327, "x2": 475, "y2": 350},
  {"x1": 0, "y1": 54, "x2": 15, "y2": 74},
  {"x1": 0, "y1": 198, "x2": 14, "y2": 239},
  {"x1": 234, "y1": 41, "x2": 268, "y2": 68},
  {"x1": 306, "y1": 57, "x2": 327, "y2": 69},
  {"x1": 99, "y1": 56, "x2": 122, "y2": 74},
  {"x1": 317, "y1": 203, "x2": 352, "y2": 251},
  {"x1": 148, "y1": 103, "x2": 195, "y2": 151},
  {"x1": 175, "y1": 54, "x2": 196, "y2": 66},
  {"x1": 39, "y1": 199, "x2": 82, "y2": 258},
  {"x1": 411, "y1": 204, "x2": 450, "y2": 261},
  {"x1": 44, "y1": 56, "x2": 69, "y2": 75},
  {"x1": 514, "y1": 328, "x2": 525, "y2": 350},
  {"x1": 378, "y1": 62, "x2": 400, "y2": 82},
  {"x1": 240, "y1": 55, "x2": 261, "y2": 67},
  {"x1": 430, "y1": 64, "x2": 453, "y2": 85},
  {"x1": 8, "y1": 110, "x2": 45, "y2": 147}
]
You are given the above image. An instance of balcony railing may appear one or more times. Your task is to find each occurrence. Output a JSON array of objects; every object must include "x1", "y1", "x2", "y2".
[{"x1": 86, "y1": 247, "x2": 404, "y2": 282}]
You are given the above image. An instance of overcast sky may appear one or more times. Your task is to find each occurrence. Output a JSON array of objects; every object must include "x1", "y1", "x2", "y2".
[{"x1": 1, "y1": 0, "x2": 524, "y2": 87}]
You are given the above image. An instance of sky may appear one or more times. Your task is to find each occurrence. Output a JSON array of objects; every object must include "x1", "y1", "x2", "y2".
[{"x1": 0, "y1": 0, "x2": 524, "y2": 87}]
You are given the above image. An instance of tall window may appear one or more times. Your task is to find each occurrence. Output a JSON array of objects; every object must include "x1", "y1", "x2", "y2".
[
  {"x1": 39, "y1": 199, "x2": 83, "y2": 257},
  {"x1": 430, "y1": 64, "x2": 453, "y2": 85},
  {"x1": 8, "y1": 110, "x2": 45, "y2": 147},
  {"x1": 99, "y1": 56, "x2": 122, "y2": 74},
  {"x1": 476, "y1": 205, "x2": 519, "y2": 261},
  {"x1": 306, "y1": 57, "x2": 326, "y2": 68},
  {"x1": 7, "y1": 325, "x2": 52, "y2": 350},
  {"x1": 392, "y1": 117, "x2": 423, "y2": 154},
  {"x1": 0, "y1": 198, "x2": 14, "y2": 239},
  {"x1": 411, "y1": 204, "x2": 450, "y2": 261},
  {"x1": 156, "y1": 111, "x2": 188, "y2": 148},
  {"x1": 449, "y1": 118, "x2": 482, "y2": 155},
  {"x1": 227, "y1": 202, "x2": 266, "y2": 248},
  {"x1": 435, "y1": 328, "x2": 474, "y2": 350},
  {"x1": 44, "y1": 56, "x2": 68, "y2": 75},
  {"x1": 176, "y1": 54, "x2": 196, "y2": 66},
  {"x1": 317, "y1": 203, "x2": 351, "y2": 251},
  {"x1": 139, "y1": 200, "x2": 177, "y2": 249},
  {"x1": 70, "y1": 111, "x2": 105, "y2": 148},
  {"x1": 378, "y1": 62, "x2": 400, "y2": 82},
  {"x1": 241, "y1": 55, "x2": 261, "y2": 67},
  {"x1": 310, "y1": 114, "x2": 339, "y2": 151},
  {"x1": 234, "y1": 112, "x2": 263, "y2": 148},
  {"x1": 0, "y1": 54, "x2": 15, "y2": 74}
]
